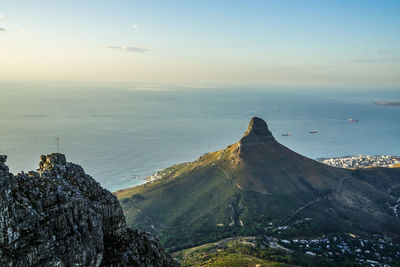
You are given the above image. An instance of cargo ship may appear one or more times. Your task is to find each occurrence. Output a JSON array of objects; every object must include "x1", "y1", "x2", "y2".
[{"x1": 309, "y1": 130, "x2": 318, "y2": 134}]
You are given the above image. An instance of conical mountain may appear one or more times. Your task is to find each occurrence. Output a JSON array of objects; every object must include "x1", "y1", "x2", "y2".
[
  {"x1": 233, "y1": 117, "x2": 343, "y2": 195},
  {"x1": 117, "y1": 117, "x2": 400, "y2": 251}
]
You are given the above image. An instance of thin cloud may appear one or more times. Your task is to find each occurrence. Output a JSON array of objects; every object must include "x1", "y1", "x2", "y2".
[
  {"x1": 0, "y1": 27, "x2": 5, "y2": 31},
  {"x1": 128, "y1": 87, "x2": 169, "y2": 92},
  {"x1": 349, "y1": 58, "x2": 400, "y2": 63},
  {"x1": 107, "y1": 46, "x2": 148, "y2": 53},
  {"x1": 376, "y1": 49, "x2": 394, "y2": 55},
  {"x1": 132, "y1": 24, "x2": 139, "y2": 29}
]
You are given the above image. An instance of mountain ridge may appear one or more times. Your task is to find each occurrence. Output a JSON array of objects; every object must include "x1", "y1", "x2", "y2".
[{"x1": 117, "y1": 117, "x2": 400, "y2": 251}]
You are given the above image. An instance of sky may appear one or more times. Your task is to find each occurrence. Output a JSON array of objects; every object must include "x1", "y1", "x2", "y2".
[{"x1": 0, "y1": 0, "x2": 400, "y2": 88}]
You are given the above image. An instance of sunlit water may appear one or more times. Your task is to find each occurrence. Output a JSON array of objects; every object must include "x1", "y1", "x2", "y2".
[{"x1": 1, "y1": 84, "x2": 399, "y2": 191}]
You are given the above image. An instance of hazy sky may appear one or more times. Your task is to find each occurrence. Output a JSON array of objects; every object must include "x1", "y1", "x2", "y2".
[{"x1": 0, "y1": 0, "x2": 399, "y2": 87}]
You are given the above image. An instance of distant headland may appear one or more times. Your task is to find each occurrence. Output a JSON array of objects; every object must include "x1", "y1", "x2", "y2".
[{"x1": 374, "y1": 101, "x2": 400, "y2": 107}]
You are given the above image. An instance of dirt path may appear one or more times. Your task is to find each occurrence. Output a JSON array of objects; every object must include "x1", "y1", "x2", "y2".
[
  {"x1": 280, "y1": 175, "x2": 352, "y2": 225},
  {"x1": 215, "y1": 165, "x2": 270, "y2": 195}
]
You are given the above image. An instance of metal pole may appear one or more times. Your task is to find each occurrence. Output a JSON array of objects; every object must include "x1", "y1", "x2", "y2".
[{"x1": 56, "y1": 136, "x2": 59, "y2": 153}]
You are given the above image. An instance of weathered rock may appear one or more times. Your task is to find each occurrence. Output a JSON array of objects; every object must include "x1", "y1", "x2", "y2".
[
  {"x1": 239, "y1": 117, "x2": 275, "y2": 148},
  {"x1": 0, "y1": 153, "x2": 177, "y2": 267}
]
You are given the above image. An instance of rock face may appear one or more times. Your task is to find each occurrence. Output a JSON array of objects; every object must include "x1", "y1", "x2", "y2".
[
  {"x1": 0, "y1": 153, "x2": 177, "y2": 267},
  {"x1": 239, "y1": 117, "x2": 275, "y2": 147}
]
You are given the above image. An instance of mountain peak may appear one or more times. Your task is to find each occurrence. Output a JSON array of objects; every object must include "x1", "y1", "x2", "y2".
[
  {"x1": 245, "y1": 117, "x2": 270, "y2": 136},
  {"x1": 118, "y1": 116, "x2": 400, "y2": 251},
  {"x1": 239, "y1": 117, "x2": 274, "y2": 147}
]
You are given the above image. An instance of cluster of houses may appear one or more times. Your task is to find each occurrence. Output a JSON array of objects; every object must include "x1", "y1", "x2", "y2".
[
  {"x1": 320, "y1": 155, "x2": 400, "y2": 169},
  {"x1": 275, "y1": 234, "x2": 399, "y2": 266}
]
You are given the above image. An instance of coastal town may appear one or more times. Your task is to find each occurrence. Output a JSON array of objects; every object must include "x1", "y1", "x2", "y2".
[
  {"x1": 262, "y1": 233, "x2": 400, "y2": 266},
  {"x1": 320, "y1": 155, "x2": 400, "y2": 169}
]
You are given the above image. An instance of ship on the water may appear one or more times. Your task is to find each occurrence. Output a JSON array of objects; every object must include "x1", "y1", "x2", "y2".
[
  {"x1": 281, "y1": 132, "x2": 292, "y2": 136},
  {"x1": 309, "y1": 130, "x2": 318, "y2": 134},
  {"x1": 349, "y1": 118, "x2": 359, "y2": 122}
]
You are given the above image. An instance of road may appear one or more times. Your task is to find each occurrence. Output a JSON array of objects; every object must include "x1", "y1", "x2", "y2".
[{"x1": 280, "y1": 175, "x2": 352, "y2": 225}]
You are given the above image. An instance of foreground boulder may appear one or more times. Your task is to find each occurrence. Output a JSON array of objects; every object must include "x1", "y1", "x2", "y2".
[{"x1": 0, "y1": 153, "x2": 177, "y2": 266}]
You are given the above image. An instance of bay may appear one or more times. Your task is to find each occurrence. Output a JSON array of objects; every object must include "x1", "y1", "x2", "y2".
[{"x1": 1, "y1": 83, "x2": 399, "y2": 191}]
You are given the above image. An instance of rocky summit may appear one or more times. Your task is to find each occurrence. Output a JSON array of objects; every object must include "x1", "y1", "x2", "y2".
[
  {"x1": 239, "y1": 116, "x2": 275, "y2": 147},
  {"x1": 0, "y1": 153, "x2": 177, "y2": 267}
]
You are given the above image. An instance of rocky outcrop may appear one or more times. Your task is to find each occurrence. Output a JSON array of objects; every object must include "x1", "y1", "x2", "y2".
[
  {"x1": 239, "y1": 117, "x2": 275, "y2": 148},
  {"x1": 0, "y1": 153, "x2": 177, "y2": 267}
]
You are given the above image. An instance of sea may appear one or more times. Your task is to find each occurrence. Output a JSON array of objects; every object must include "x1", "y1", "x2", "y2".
[{"x1": 1, "y1": 83, "x2": 399, "y2": 191}]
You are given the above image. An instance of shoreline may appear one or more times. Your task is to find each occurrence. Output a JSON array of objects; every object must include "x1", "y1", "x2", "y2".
[
  {"x1": 374, "y1": 101, "x2": 400, "y2": 107},
  {"x1": 115, "y1": 154, "x2": 400, "y2": 194}
]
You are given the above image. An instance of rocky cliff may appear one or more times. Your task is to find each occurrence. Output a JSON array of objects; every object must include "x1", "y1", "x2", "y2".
[{"x1": 0, "y1": 153, "x2": 177, "y2": 267}]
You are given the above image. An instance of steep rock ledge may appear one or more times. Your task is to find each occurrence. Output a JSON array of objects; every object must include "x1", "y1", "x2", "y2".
[{"x1": 0, "y1": 153, "x2": 177, "y2": 267}]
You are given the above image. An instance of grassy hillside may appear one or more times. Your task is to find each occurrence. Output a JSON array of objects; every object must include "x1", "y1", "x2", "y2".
[
  {"x1": 173, "y1": 236, "x2": 340, "y2": 267},
  {"x1": 116, "y1": 118, "x2": 400, "y2": 250}
]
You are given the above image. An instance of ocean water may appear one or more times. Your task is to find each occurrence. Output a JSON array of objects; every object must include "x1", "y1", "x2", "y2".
[{"x1": 1, "y1": 84, "x2": 399, "y2": 191}]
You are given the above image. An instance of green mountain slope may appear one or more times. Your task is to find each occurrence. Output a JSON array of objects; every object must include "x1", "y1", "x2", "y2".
[
  {"x1": 172, "y1": 236, "x2": 338, "y2": 267},
  {"x1": 116, "y1": 117, "x2": 400, "y2": 250}
]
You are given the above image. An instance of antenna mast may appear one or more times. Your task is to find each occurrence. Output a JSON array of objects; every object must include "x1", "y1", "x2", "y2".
[{"x1": 56, "y1": 136, "x2": 60, "y2": 153}]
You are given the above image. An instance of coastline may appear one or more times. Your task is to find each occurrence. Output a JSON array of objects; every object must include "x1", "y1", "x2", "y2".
[{"x1": 374, "y1": 101, "x2": 400, "y2": 107}]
